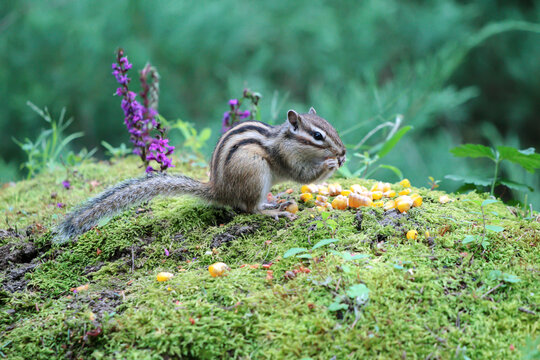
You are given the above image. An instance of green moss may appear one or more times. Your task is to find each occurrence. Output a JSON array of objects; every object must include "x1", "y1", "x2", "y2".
[{"x1": 0, "y1": 158, "x2": 538, "y2": 359}]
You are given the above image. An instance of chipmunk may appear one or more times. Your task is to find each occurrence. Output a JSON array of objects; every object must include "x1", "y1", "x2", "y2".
[{"x1": 54, "y1": 107, "x2": 346, "y2": 243}]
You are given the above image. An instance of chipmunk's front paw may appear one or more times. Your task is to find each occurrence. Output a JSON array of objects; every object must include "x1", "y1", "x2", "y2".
[{"x1": 323, "y1": 158, "x2": 339, "y2": 172}]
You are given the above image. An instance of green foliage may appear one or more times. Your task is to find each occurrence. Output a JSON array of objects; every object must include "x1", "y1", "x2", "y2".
[
  {"x1": 100, "y1": 141, "x2": 130, "y2": 159},
  {"x1": 283, "y1": 237, "x2": 339, "y2": 259},
  {"x1": 160, "y1": 115, "x2": 211, "y2": 159},
  {"x1": 339, "y1": 115, "x2": 410, "y2": 180},
  {"x1": 448, "y1": 144, "x2": 540, "y2": 196},
  {"x1": 461, "y1": 199, "x2": 505, "y2": 252},
  {"x1": 12, "y1": 102, "x2": 95, "y2": 178}
]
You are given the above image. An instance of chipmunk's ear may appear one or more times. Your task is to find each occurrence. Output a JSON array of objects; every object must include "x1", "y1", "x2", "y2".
[
  {"x1": 308, "y1": 107, "x2": 317, "y2": 115},
  {"x1": 287, "y1": 109, "x2": 300, "y2": 130}
]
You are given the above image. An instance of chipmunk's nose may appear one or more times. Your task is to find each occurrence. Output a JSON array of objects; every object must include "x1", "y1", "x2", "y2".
[{"x1": 338, "y1": 154, "x2": 346, "y2": 167}]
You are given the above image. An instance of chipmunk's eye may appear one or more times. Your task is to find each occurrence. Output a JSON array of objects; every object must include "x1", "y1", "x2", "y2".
[{"x1": 312, "y1": 131, "x2": 323, "y2": 141}]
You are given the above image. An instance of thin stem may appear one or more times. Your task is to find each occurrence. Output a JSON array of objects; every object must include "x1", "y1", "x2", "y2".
[{"x1": 490, "y1": 158, "x2": 500, "y2": 196}]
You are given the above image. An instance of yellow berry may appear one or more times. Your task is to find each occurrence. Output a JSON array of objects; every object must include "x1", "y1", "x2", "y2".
[
  {"x1": 383, "y1": 200, "x2": 396, "y2": 211},
  {"x1": 208, "y1": 262, "x2": 229, "y2": 277},
  {"x1": 383, "y1": 190, "x2": 396, "y2": 198},
  {"x1": 348, "y1": 193, "x2": 372, "y2": 208},
  {"x1": 400, "y1": 179, "x2": 411, "y2": 188},
  {"x1": 412, "y1": 195, "x2": 422, "y2": 207},
  {"x1": 350, "y1": 184, "x2": 367, "y2": 193},
  {"x1": 328, "y1": 183, "x2": 343, "y2": 196},
  {"x1": 340, "y1": 189, "x2": 352, "y2": 197},
  {"x1": 439, "y1": 195, "x2": 450, "y2": 204},
  {"x1": 316, "y1": 195, "x2": 328, "y2": 203},
  {"x1": 331, "y1": 195, "x2": 348, "y2": 210},
  {"x1": 301, "y1": 184, "x2": 319, "y2": 194},
  {"x1": 406, "y1": 230, "x2": 418, "y2": 240},
  {"x1": 382, "y1": 183, "x2": 392, "y2": 192},
  {"x1": 156, "y1": 272, "x2": 174, "y2": 282},
  {"x1": 300, "y1": 193, "x2": 313, "y2": 202},
  {"x1": 372, "y1": 191, "x2": 383, "y2": 200},
  {"x1": 398, "y1": 188, "x2": 411, "y2": 196},
  {"x1": 396, "y1": 196, "x2": 413, "y2": 213},
  {"x1": 425, "y1": 231, "x2": 430, "y2": 237},
  {"x1": 318, "y1": 186, "x2": 329, "y2": 196},
  {"x1": 285, "y1": 202, "x2": 299, "y2": 214},
  {"x1": 371, "y1": 182, "x2": 385, "y2": 192}
]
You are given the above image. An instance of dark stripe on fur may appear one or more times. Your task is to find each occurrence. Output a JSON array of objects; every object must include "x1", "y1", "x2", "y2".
[
  {"x1": 284, "y1": 131, "x2": 327, "y2": 149},
  {"x1": 54, "y1": 173, "x2": 210, "y2": 243},
  {"x1": 224, "y1": 138, "x2": 270, "y2": 165}
]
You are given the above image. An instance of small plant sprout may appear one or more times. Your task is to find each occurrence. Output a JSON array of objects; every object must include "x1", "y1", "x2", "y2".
[
  {"x1": 283, "y1": 238, "x2": 340, "y2": 260},
  {"x1": 427, "y1": 176, "x2": 441, "y2": 190},
  {"x1": 447, "y1": 144, "x2": 540, "y2": 196},
  {"x1": 462, "y1": 199, "x2": 505, "y2": 259}
]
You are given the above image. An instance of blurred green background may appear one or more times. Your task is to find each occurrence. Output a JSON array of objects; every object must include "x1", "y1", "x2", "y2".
[{"x1": 1, "y1": 0, "x2": 539, "y2": 207}]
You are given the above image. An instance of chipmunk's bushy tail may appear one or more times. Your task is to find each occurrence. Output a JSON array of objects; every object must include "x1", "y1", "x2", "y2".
[{"x1": 54, "y1": 173, "x2": 212, "y2": 244}]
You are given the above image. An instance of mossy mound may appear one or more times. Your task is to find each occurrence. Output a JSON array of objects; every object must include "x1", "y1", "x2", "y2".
[{"x1": 0, "y1": 157, "x2": 538, "y2": 359}]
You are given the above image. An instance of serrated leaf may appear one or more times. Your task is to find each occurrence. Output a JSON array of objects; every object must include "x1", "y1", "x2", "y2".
[
  {"x1": 312, "y1": 238, "x2": 339, "y2": 250},
  {"x1": 497, "y1": 146, "x2": 540, "y2": 173},
  {"x1": 498, "y1": 179, "x2": 534, "y2": 192},
  {"x1": 482, "y1": 199, "x2": 498, "y2": 207},
  {"x1": 346, "y1": 284, "x2": 370, "y2": 300},
  {"x1": 283, "y1": 247, "x2": 307, "y2": 258},
  {"x1": 450, "y1": 144, "x2": 495, "y2": 160},
  {"x1": 485, "y1": 225, "x2": 504, "y2": 232},
  {"x1": 445, "y1": 174, "x2": 491, "y2": 187},
  {"x1": 328, "y1": 302, "x2": 348, "y2": 311},
  {"x1": 377, "y1": 126, "x2": 413, "y2": 159},
  {"x1": 462, "y1": 235, "x2": 478, "y2": 244},
  {"x1": 296, "y1": 254, "x2": 313, "y2": 259}
]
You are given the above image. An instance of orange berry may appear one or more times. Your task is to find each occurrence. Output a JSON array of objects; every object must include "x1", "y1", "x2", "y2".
[
  {"x1": 331, "y1": 195, "x2": 348, "y2": 210},
  {"x1": 316, "y1": 195, "x2": 328, "y2": 203},
  {"x1": 300, "y1": 193, "x2": 313, "y2": 202},
  {"x1": 208, "y1": 262, "x2": 229, "y2": 277},
  {"x1": 285, "y1": 202, "x2": 299, "y2": 214},
  {"x1": 350, "y1": 184, "x2": 367, "y2": 193},
  {"x1": 382, "y1": 183, "x2": 392, "y2": 192},
  {"x1": 340, "y1": 189, "x2": 352, "y2": 197},
  {"x1": 348, "y1": 193, "x2": 372, "y2": 208},
  {"x1": 318, "y1": 186, "x2": 329, "y2": 196},
  {"x1": 328, "y1": 183, "x2": 343, "y2": 196}
]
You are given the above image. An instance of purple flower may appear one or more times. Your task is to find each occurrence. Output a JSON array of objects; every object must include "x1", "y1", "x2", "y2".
[
  {"x1": 239, "y1": 110, "x2": 251, "y2": 119},
  {"x1": 62, "y1": 180, "x2": 70, "y2": 189},
  {"x1": 57, "y1": 202, "x2": 65, "y2": 208},
  {"x1": 229, "y1": 99, "x2": 238, "y2": 107},
  {"x1": 164, "y1": 248, "x2": 170, "y2": 257},
  {"x1": 113, "y1": 49, "x2": 174, "y2": 173}
]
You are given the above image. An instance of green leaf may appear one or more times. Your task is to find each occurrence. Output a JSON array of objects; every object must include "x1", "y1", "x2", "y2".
[
  {"x1": 501, "y1": 273, "x2": 521, "y2": 283},
  {"x1": 377, "y1": 125, "x2": 413, "y2": 159},
  {"x1": 377, "y1": 164, "x2": 403, "y2": 180},
  {"x1": 321, "y1": 212, "x2": 331, "y2": 221},
  {"x1": 485, "y1": 225, "x2": 504, "y2": 233},
  {"x1": 481, "y1": 199, "x2": 498, "y2": 207},
  {"x1": 462, "y1": 235, "x2": 478, "y2": 245},
  {"x1": 312, "y1": 238, "x2": 339, "y2": 250},
  {"x1": 283, "y1": 248, "x2": 307, "y2": 258},
  {"x1": 346, "y1": 284, "x2": 370, "y2": 300},
  {"x1": 498, "y1": 179, "x2": 534, "y2": 192},
  {"x1": 296, "y1": 254, "x2": 313, "y2": 259},
  {"x1": 450, "y1": 144, "x2": 496, "y2": 160},
  {"x1": 337, "y1": 165, "x2": 353, "y2": 178},
  {"x1": 445, "y1": 174, "x2": 491, "y2": 187},
  {"x1": 328, "y1": 302, "x2": 348, "y2": 311},
  {"x1": 497, "y1": 146, "x2": 540, "y2": 173}
]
